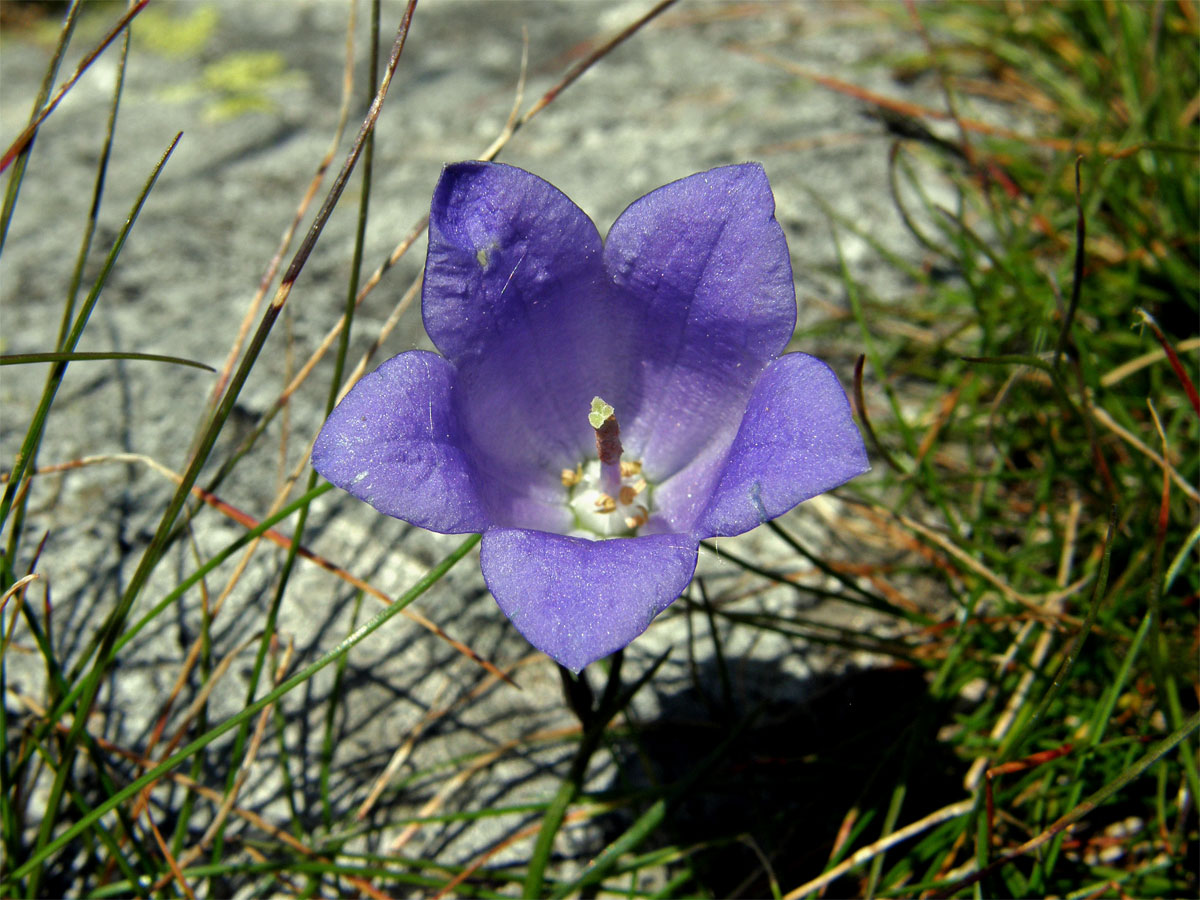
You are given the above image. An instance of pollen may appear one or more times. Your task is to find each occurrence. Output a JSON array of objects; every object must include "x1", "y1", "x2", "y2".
[
  {"x1": 594, "y1": 493, "x2": 617, "y2": 513},
  {"x1": 619, "y1": 460, "x2": 642, "y2": 477},
  {"x1": 561, "y1": 465, "x2": 582, "y2": 487}
]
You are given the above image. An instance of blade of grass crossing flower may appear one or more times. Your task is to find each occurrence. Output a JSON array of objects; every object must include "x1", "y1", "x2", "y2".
[
  {"x1": 0, "y1": 0, "x2": 83, "y2": 254},
  {"x1": 195, "y1": 0, "x2": 677, "y2": 522},
  {"x1": 2, "y1": 532, "x2": 481, "y2": 888}
]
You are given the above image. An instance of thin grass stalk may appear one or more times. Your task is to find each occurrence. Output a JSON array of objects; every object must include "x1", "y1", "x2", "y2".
[
  {"x1": 211, "y1": 1, "x2": 383, "y2": 863},
  {"x1": 0, "y1": 351, "x2": 213, "y2": 369},
  {"x1": 170, "y1": 535, "x2": 217, "y2": 856},
  {"x1": 0, "y1": 0, "x2": 84, "y2": 254},
  {"x1": 0, "y1": 2, "x2": 149, "y2": 176},
  {"x1": 1051, "y1": 159, "x2": 1086, "y2": 369},
  {"x1": 321, "y1": 592, "x2": 364, "y2": 830}
]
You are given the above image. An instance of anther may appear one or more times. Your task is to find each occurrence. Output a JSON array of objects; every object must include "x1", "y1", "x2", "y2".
[{"x1": 624, "y1": 505, "x2": 649, "y2": 529}]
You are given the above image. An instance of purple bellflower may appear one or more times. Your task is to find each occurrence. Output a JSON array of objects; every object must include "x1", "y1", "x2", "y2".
[{"x1": 312, "y1": 162, "x2": 869, "y2": 672}]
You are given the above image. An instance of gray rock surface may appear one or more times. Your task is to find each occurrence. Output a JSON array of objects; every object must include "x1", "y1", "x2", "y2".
[{"x1": 1, "y1": 0, "x2": 964, "y2": 890}]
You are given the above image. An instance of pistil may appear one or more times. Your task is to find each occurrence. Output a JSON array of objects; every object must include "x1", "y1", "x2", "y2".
[{"x1": 589, "y1": 396, "x2": 623, "y2": 499}]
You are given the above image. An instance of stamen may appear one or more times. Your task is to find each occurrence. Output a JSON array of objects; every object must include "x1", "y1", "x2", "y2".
[
  {"x1": 619, "y1": 460, "x2": 642, "y2": 477},
  {"x1": 618, "y1": 485, "x2": 636, "y2": 506},
  {"x1": 594, "y1": 493, "x2": 617, "y2": 513},
  {"x1": 561, "y1": 466, "x2": 582, "y2": 487},
  {"x1": 624, "y1": 505, "x2": 649, "y2": 530}
]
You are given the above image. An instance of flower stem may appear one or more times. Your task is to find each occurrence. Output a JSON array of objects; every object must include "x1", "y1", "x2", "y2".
[{"x1": 526, "y1": 652, "x2": 624, "y2": 896}]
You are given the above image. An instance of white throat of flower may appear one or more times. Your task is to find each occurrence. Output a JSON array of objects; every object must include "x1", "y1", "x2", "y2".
[{"x1": 562, "y1": 397, "x2": 651, "y2": 539}]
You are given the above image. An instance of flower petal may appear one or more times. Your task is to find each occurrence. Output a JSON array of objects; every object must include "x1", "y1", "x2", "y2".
[
  {"x1": 694, "y1": 352, "x2": 869, "y2": 538},
  {"x1": 423, "y1": 162, "x2": 640, "y2": 478},
  {"x1": 604, "y1": 163, "x2": 797, "y2": 479},
  {"x1": 312, "y1": 351, "x2": 490, "y2": 534},
  {"x1": 480, "y1": 529, "x2": 699, "y2": 672}
]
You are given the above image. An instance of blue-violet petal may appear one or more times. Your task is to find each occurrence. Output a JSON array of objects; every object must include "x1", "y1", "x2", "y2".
[{"x1": 480, "y1": 529, "x2": 699, "y2": 672}]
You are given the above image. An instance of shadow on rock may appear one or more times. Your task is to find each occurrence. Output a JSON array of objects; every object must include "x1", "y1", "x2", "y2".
[{"x1": 601, "y1": 657, "x2": 963, "y2": 898}]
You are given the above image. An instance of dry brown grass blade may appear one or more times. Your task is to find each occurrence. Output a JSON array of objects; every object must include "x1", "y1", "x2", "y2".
[
  {"x1": 733, "y1": 44, "x2": 1146, "y2": 159},
  {"x1": 914, "y1": 374, "x2": 972, "y2": 468},
  {"x1": 146, "y1": 811, "x2": 197, "y2": 900},
  {"x1": 1089, "y1": 405, "x2": 1199, "y2": 503},
  {"x1": 782, "y1": 799, "x2": 975, "y2": 899},
  {"x1": 850, "y1": 498, "x2": 1093, "y2": 624},
  {"x1": 0, "y1": 1, "x2": 150, "y2": 174},
  {"x1": 1100, "y1": 336, "x2": 1200, "y2": 388}
]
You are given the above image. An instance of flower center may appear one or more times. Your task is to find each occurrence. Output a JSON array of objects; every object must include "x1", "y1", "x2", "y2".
[{"x1": 561, "y1": 397, "x2": 652, "y2": 539}]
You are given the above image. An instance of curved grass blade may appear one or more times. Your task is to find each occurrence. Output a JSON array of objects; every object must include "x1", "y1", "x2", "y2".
[{"x1": 0, "y1": 352, "x2": 214, "y2": 372}]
